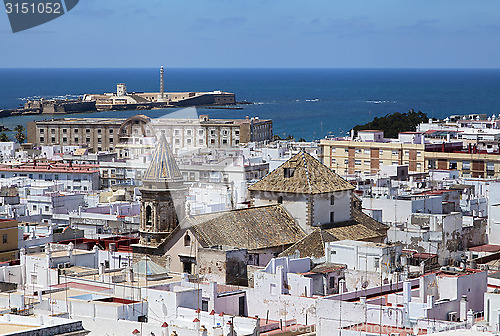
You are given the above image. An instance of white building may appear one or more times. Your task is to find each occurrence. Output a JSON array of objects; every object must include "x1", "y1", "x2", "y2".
[{"x1": 0, "y1": 162, "x2": 100, "y2": 191}]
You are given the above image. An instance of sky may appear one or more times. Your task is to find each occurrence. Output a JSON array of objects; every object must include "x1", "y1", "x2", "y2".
[{"x1": 1, "y1": 0, "x2": 500, "y2": 68}]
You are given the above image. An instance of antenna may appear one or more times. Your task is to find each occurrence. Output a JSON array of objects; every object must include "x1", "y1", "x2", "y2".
[{"x1": 160, "y1": 66, "x2": 165, "y2": 100}]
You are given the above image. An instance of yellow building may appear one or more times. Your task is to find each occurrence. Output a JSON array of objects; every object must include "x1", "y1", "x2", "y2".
[
  {"x1": 319, "y1": 138, "x2": 500, "y2": 178},
  {"x1": 0, "y1": 219, "x2": 19, "y2": 262},
  {"x1": 319, "y1": 139, "x2": 426, "y2": 175}
]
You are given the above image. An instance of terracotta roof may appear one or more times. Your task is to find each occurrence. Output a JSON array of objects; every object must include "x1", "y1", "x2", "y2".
[
  {"x1": 306, "y1": 262, "x2": 346, "y2": 274},
  {"x1": 185, "y1": 205, "x2": 306, "y2": 250},
  {"x1": 248, "y1": 151, "x2": 354, "y2": 194},
  {"x1": 280, "y1": 210, "x2": 388, "y2": 259},
  {"x1": 142, "y1": 134, "x2": 183, "y2": 183},
  {"x1": 469, "y1": 244, "x2": 500, "y2": 253},
  {"x1": 351, "y1": 207, "x2": 388, "y2": 234}
]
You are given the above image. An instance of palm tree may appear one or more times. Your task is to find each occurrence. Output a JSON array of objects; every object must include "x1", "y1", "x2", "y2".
[
  {"x1": 0, "y1": 133, "x2": 9, "y2": 142},
  {"x1": 14, "y1": 124, "x2": 26, "y2": 144}
]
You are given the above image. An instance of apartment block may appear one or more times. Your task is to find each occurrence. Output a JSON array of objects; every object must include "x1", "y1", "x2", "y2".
[
  {"x1": 27, "y1": 114, "x2": 273, "y2": 154},
  {"x1": 0, "y1": 219, "x2": 18, "y2": 262}
]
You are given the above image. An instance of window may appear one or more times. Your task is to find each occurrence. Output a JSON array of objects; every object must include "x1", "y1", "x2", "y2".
[
  {"x1": 40, "y1": 137, "x2": 44, "y2": 142},
  {"x1": 449, "y1": 161, "x2": 458, "y2": 170},
  {"x1": 97, "y1": 129, "x2": 101, "y2": 134},
  {"x1": 344, "y1": 159, "x2": 349, "y2": 164},
  {"x1": 355, "y1": 149, "x2": 361, "y2": 154},
  {"x1": 355, "y1": 159, "x2": 361, "y2": 165},
  {"x1": 202, "y1": 300, "x2": 209, "y2": 312},
  {"x1": 330, "y1": 195, "x2": 335, "y2": 205},
  {"x1": 417, "y1": 151, "x2": 422, "y2": 157},
  {"x1": 2, "y1": 234, "x2": 7, "y2": 244},
  {"x1": 487, "y1": 162, "x2": 495, "y2": 171},
  {"x1": 45, "y1": 206, "x2": 49, "y2": 211},
  {"x1": 344, "y1": 148, "x2": 349, "y2": 153},
  {"x1": 183, "y1": 261, "x2": 192, "y2": 274},
  {"x1": 175, "y1": 139, "x2": 180, "y2": 145},
  {"x1": 62, "y1": 137, "x2": 67, "y2": 143},
  {"x1": 187, "y1": 130, "x2": 192, "y2": 135},
  {"x1": 364, "y1": 160, "x2": 370, "y2": 166},
  {"x1": 284, "y1": 167, "x2": 295, "y2": 178},
  {"x1": 364, "y1": 149, "x2": 370, "y2": 155},
  {"x1": 392, "y1": 150, "x2": 399, "y2": 155},
  {"x1": 379, "y1": 150, "x2": 384, "y2": 156},
  {"x1": 175, "y1": 130, "x2": 180, "y2": 136},
  {"x1": 74, "y1": 137, "x2": 78, "y2": 142},
  {"x1": 428, "y1": 160, "x2": 437, "y2": 169},
  {"x1": 210, "y1": 130, "x2": 216, "y2": 136},
  {"x1": 330, "y1": 211, "x2": 335, "y2": 223},
  {"x1": 223, "y1": 130, "x2": 228, "y2": 136},
  {"x1": 145, "y1": 205, "x2": 152, "y2": 226},
  {"x1": 374, "y1": 257, "x2": 380, "y2": 269},
  {"x1": 86, "y1": 129, "x2": 90, "y2": 133},
  {"x1": 109, "y1": 138, "x2": 114, "y2": 143},
  {"x1": 462, "y1": 161, "x2": 471, "y2": 170},
  {"x1": 62, "y1": 129, "x2": 67, "y2": 133},
  {"x1": 330, "y1": 276, "x2": 336, "y2": 289},
  {"x1": 184, "y1": 234, "x2": 191, "y2": 246},
  {"x1": 278, "y1": 196, "x2": 283, "y2": 204},
  {"x1": 54, "y1": 175, "x2": 59, "y2": 180},
  {"x1": 109, "y1": 129, "x2": 113, "y2": 134},
  {"x1": 199, "y1": 139, "x2": 204, "y2": 145},
  {"x1": 40, "y1": 129, "x2": 44, "y2": 134},
  {"x1": 222, "y1": 139, "x2": 228, "y2": 144},
  {"x1": 51, "y1": 137, "x2": 56, "y2": 143}
]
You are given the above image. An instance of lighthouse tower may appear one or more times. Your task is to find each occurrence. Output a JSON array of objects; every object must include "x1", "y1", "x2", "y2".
[{"x1": 160, "y1": 66, "x2": 165, "y2": 100}]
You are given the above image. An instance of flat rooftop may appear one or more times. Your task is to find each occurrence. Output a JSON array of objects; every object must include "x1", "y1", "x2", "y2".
[{"x1": 0, "y1": 323, "x2": 39, "y2": 334}]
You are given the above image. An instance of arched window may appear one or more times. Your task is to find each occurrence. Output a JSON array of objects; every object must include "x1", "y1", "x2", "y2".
[
  {"x1": 184, "y1": 234, "x2": 191, "y2": 246},
  {"x1": 145, "y1": 205, "x2": 152, "y2": 226}
]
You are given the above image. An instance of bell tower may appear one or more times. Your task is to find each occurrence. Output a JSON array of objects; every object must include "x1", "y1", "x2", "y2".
[{"x1": 139, "y1": 134, "x2": 185, "y2": 246}]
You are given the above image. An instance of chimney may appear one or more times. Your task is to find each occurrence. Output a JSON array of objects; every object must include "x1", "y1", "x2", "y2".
[
  {"x1": 339, "y1": 279, "x2": 346, "y2": 294},
  {"x1": 67, "y1": 242, "x2": 75, "y2": 265},
  {"x1": 460, "y1": 295, "x2": 468, "y2": 322},
  {"x1": 403, "y1": 281, "x2": 412, "y2": 304},
  {"x1": 99, "y1": 263, "x2": 105, "y2": 282},
  {"x1": 427, "y1": 295, "x2": 434, "y2": 309},
  {"x1": 127, "y1": 267, "x2": 134, "y2": 282}
]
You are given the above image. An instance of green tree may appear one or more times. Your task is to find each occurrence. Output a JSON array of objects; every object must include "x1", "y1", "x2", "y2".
[
  {"x1": 0, "y1": 133, "x2": 9, "y2": 142},
  {"x1": 352, "y1": 109, "x2": 428, "y2": 138},
  {"x1": 14, "y1": 124, "x2": 26, "y2": 144}
]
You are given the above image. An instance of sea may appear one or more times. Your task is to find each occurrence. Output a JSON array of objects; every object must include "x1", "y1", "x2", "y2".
[{"x1": 1, "y1": 68, "x2": 500, "y2": 141}]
